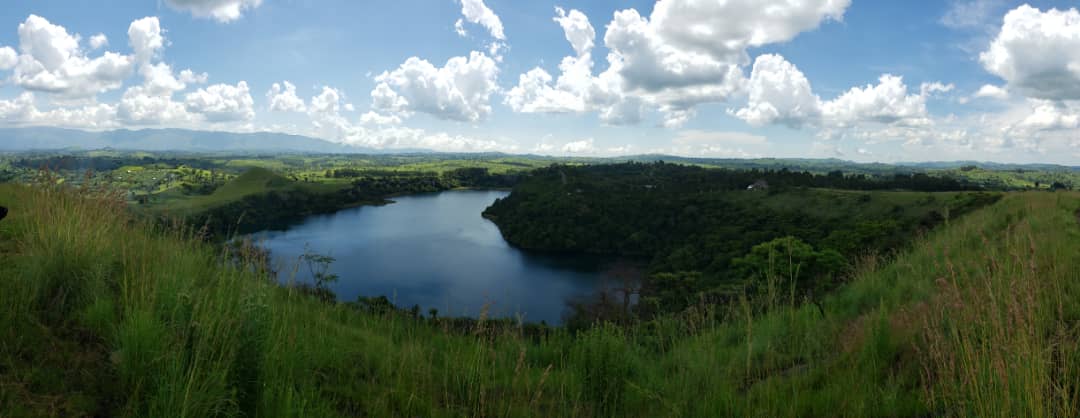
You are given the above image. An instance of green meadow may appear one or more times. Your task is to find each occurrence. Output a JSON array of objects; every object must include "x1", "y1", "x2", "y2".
[{"x1": 1, "y1": 172, "x2": 1078, "y2": 416}]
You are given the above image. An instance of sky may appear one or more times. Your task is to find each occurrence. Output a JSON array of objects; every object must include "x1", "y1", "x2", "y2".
[{"x1": 0, "y1": 0, "x2": 1079, "y2": 164}]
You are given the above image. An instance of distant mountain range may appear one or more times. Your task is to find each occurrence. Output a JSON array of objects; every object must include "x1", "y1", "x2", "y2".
[
  {"x1": 0, "y1": 127, "x2": 412, "y2": 154},
  {"x1": 0, "y1": 127, "x2": 1076, "y2": 171}
]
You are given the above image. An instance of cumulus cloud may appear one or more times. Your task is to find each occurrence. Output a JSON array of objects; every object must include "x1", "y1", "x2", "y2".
[
  {"x1": 734, "y1": 54, "x2": 821, "y2": 127},
  {"x1": 974, "y1": 84, "x2": 1009, "y2": 100},
  {"x1": 0, "y1": 92, "x2": 37, "y2": 123},
  {"x1": 733, "y1": 54, "x2": 947, "y2": 132},
  {"x1": 505, "y1": 8, "x2": 596, "y2": 114},
  {"x1": 454, "y1": 19, "x2": 467, "y2": 37},
  {"x1": 309, "y1": 86, "x2": 345, "y2": 115},
  {"x1": 179, "y1": 69, "x2": 208, "y2": 84},
  {"x1": 561, "y1": 138, "x2": 595, "y2": 154},
  {"x1": 88, "y1": 33, "x2": 108, "y2": 50},
  {"x1": 266, "y1": 81, "x2": 306, "y2": 112},
  {"x1": 118, "y1": 86, "x2": 191, "y2": 125},
  {"x1": 507, "y1": 1, "x2": 848, "y2": 127},
  {"x1": 0, "y1": 91, "x2": 119, "y2": 129},
  {"x1": 11, "y1": 15, "x2": 134, "y2": 98},
  {"x1": 1017, "y1": 101, "x2": 1080, "y2": 131},
  {"x1": 649, "y1": 0, "x2": 849, "y2": 64},
  {"x1": 359, "y1": 111, "x2": 401, "y2": 126},
  {"x1": 128, "y1": 17, "x2": 164, "y2": 64},
  {"x1": 184, "y1": 81, "x2": 255, "y2": 122},
  {"x1": 371, "y1": 51, "x2": 499, "y2": 122},
  {"x1": 823, "y1": 75, "x2": 938, "y2": 127},
  {"x1": 165, "y1": 0, "x2": 263, "y2": 23},
  {"x1": 0, "y1": 46, "x2": 15, "y2": 70},
  {"x1": 980, "y1": 5, "x2": 1080, "y2": 101},
  {"x1": 458, "y1": 0, "x2": 505, "y2": 40},
  {"x1": 554, "y1": 6, "x2": 594, "y2": 57}
]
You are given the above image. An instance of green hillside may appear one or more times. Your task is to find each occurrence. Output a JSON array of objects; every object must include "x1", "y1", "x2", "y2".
[
  {"x1": 147, "y1": 167, "x2": 345, "y2": 216},
  {"x1": 1, "y1": 182, "x2": 1078, "y2": 417}
]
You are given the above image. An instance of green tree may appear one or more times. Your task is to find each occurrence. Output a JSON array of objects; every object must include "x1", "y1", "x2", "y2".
[{"x1": 733, "y1": 236, "x2": 846, "y2": 303}]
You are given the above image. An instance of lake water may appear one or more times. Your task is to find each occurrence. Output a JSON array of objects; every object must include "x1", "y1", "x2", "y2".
[{"x1": 252, "y1": 190, "x2": 613, "y2": 324}]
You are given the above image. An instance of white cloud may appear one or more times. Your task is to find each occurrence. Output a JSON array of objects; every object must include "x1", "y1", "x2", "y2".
[
  {"x1": 128, "y1": 17, "x2": 164, "y2": 64},
  {"x1": 554, "y1": 7, "x2": 594, "y2": 57},
  {"x1": 974, "y1": 84, "x2": 1009, "y2": 100},
  {"x1": 11, "y1": 15, "x2": 134, "y2": 98},
  {"x1": 266, "y1": 81, "x2": 306, "y2": 112},
  {"x1": 1017, "y1": 100, "x2": 1080, "y2": 131},
  {"x1": 734, "y1": 54, "x2": 821, "y2": 127},
  {"x1": 733, "y1": 54, "x2": 944, "y2": 132},
  {"x1": 561, "y1": 138, "x2": 595, "y2": 154},
  {"x1": 0, "y1": 91, "x2": 119, "y2": 129},
  {"x1": 118, "y1": 85, "x2": 192, "y2": 125},
  {"x1": 273, "y1": 83, "x2": 510, "y2": 152},
  {"x1": 139, "y1": 62, "x2": 186, "y2": 95},
  {"x1": 505, "y1": 8, "x2": 595, "y2": 114},
  {"x1": 0, "y1": 92, "x2": 37, "y2": 122},
  {"x1": 88, "y1": 33, "x2": 108, "y2": 50},
  {"x1": 359, "y1": 111, "x2": 401, "y2": 126},
  {"x1": 941, "y1": 0, "x2": 1006, "y2": 29},
  {"x1": 37, "y1": 101, "x2": 118, "y2": 129},
  {"x1": 165, "y1": 0, "x2": 263, "y2": 23},
  {"x1": 454, "y1": 19, "x2": 467, "y2": 37},
  {"x1": 649, "y1": 0, "x2": 849, "y2": 64},
  {"x1": 0, "y1": 46, "x2": 15, "y2": 70},
  {"x1": 507, "y1": 1, "x2": 848, "y2": 127},
  {"x1": 184, "y1": 81, "x2": 255, "y2": 122},
  {"x1": 823, "y1": 75, "x2": 936, "y2": 127},
  {"x1": 505, "y1": 67, "x2": 586, "y2": 113},
  {"x1": 458, "y1": 0, "x2": 505, "y2": 40},
  {"x1": 309, "y1": 86, "x2": 345, "y2": 115},
  {"x1": 372, "y1": 51, "x2": 499, "y2": 122},
  {"x1": 980, "y1": 5, "x2": 1080, "y2": 101},
  {"x1": 179, "y1": 69, "x2": 208, "y2": 84}
]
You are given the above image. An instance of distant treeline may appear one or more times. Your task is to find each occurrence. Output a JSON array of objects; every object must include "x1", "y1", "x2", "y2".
[
  {"x1": 327, "y1": 167, "x2": 519, "y2": 188},
  {"x1": 190, "y1": 167, "x2": 520, "y2": 237},
  {"x1": 14, "y1": 155, "x2": 221, "y2": 172}
]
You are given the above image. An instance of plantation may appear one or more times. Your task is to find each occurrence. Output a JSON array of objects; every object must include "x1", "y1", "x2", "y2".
[{"x1": 1, "y1": 169, "x2": 1078, "y2": 416}]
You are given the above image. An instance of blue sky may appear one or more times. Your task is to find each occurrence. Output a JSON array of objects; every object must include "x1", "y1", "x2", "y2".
[{"x1": 0, "y1": 0, "x2": 1079, "y2": 164}]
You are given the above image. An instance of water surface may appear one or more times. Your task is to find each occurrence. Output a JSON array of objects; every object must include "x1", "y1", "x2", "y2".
[{"x1": 253, "y1": 190, "x2": 611, "y2": 323}]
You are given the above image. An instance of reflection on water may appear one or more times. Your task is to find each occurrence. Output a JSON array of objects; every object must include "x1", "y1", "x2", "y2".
[{"x1": 252, "y1": 190, "x2": 618, "y2": 324}]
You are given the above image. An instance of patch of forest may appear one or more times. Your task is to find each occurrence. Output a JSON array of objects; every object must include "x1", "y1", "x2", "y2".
[{"x1": 483, "y1": 162, "x2": 1001, "y2": 322}]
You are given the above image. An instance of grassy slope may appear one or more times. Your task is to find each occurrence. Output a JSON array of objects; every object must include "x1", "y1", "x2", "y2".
[{"x1": 1, "y1": 183, "x2": 1078, "y2": 417}]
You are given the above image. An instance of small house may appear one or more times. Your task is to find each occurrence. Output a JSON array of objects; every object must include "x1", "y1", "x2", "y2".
[{"x1": 746, "y1": 179, "x2": 769, "y2": 191}]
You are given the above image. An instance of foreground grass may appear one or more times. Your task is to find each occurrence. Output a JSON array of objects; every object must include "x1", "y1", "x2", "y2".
[{"x1": 0, "y1": 183, "x2": 1077, "y2": 417}]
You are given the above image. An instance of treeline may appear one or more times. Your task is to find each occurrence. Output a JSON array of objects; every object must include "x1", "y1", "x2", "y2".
[
  {"x1": 483, "y1": 162, "x2": 1000, "y2": 324},
  {"x1": 14, "y1": 155, "x2": 221, "y2": 171},
  {"x1": 189, "y1": 167, "x2": 520, "y2": 237},
  {"x1": 327, "y1": 167, "x2": 519, "y2": 188}
]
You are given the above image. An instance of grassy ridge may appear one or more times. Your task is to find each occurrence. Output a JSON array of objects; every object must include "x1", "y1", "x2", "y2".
[{"x1": 0, "y1": 182, "x2": 1078, "y2": 417}]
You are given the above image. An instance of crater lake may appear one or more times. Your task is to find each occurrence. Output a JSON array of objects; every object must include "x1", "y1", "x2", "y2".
[{"x1": 251, "y1": 190, "x2": 616, "y2": 324}]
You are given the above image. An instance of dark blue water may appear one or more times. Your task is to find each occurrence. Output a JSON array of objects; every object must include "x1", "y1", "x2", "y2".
[{"x1": 252, "y1": 190, "x2": 610, "y2": 324}]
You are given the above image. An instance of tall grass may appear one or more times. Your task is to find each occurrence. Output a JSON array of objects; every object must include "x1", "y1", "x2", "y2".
[{"x1": 0, "y1": 183, "x2": 1077, "y2": 417}]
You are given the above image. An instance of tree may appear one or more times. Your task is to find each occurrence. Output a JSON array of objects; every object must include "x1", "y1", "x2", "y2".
[
  {"x1": 300, "y1": 245, "x2": 339, "y2": 295},
  {"x1": 732, "y1": 236, "x2": 846, "y2": 303}
]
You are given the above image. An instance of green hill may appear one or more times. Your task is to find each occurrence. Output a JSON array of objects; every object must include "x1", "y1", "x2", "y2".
[
  {"x1": 1, "y1": 182, "x2": 1078, "y2": 417},
  {"x1": 149, "y1": 167, "x2": 341, "y2": 215}
]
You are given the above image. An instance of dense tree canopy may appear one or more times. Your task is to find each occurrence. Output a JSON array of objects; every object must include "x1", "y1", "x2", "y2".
[{"x1": 484, "y1": 162, "x2": 1000, "y2": 319}]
